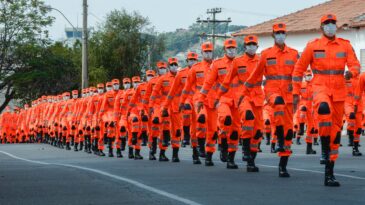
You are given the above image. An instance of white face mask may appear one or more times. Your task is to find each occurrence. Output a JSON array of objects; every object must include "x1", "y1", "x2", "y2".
[
  {"x1": 146, "y1": 76, "x2": 153, "y2": 82},
  {"x1": 98, "y1": 89, "x2": 104, "y2": 94},
  {"x1": 113, "y1": 84, "x2": 120, "y2": 90},
  {"x1": 72, "y1": 94, "x2": 78, "y2": 99},
  {"x1": 159, "y1": 68, "x2": 167, "y2": 75},
  {"x1": 225, "y1": 48, "x2": 237, "y2": 58},
  {"x1": 63, "y1": 96, "x2": 69, "y2": 101},
  {"x1": 133, "y1": 82, "x2": 140, "y2": 88},
  {"x1": 202, "y1": 51, "x2": 213, "y2": 61},
  {"x1": 170, "y1": 65, "x2": 178, "y2": 73},
  {"x1": 106, "y1": 86, "x2": 112, "y2": 91},
  {"x1": 187, "y1": 59, "x2": 197, "y2": 67},
  {"x1": 274, "y1": 33, "x2": 286, "y2": 45},
  {"x1": 245, "y1": 45, "x2": 258, "y2": 56},
  {"x1": 323, "y1": 23, "x2": 337, "y2": 37},
  {"x1": 305, "y1": 75, "x2": 313, "y2": 81},
  {"x1": 124, "y1": 83, "x2": 131, "y2": 89}
]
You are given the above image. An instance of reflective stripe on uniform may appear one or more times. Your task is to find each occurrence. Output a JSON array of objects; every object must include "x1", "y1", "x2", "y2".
[
  {"x1": 266, "y1": 75, "x2": 292, "y2": 80},
  {"x1": 312, "y1": 69, "x2": 344, "y2": 75},
  {"x1": 319, "y1": 122, "x2": 332, "y2": 127},
  {"x1": 274, "y1": 111, "x2": 284, "y2": 116},
  {"x1": 242, "y1": 126, "x2": 254, "y2": 131},
  {"x1": 293, "y1": 76, "x2": 303, "y2": 82}
]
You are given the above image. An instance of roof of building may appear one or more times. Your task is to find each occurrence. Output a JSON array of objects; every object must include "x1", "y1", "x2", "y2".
[{"x1": 233, "y1": 0, "x2": 365, "y2": 36}]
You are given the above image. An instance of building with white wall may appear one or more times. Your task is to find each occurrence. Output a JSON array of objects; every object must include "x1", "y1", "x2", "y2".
[{"x1": 232, "y1": 0, "x2": 365, "y2": 71}]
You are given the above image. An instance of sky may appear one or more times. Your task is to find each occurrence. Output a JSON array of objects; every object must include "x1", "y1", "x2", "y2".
[{"x1": 43, "y1": 0, "x2": 328, "y2": 40}]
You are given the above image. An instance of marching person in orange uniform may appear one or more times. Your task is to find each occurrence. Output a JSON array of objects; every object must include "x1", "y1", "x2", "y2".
[
  {"x1": 244, "y1": 23, "x2": 299, "y2": 177},
  {"x1": 150, "y1": 58, "x2": 179, "y2": 162},
  {"x1": 293, "y1": 14, "x2": 360, "y2": 186},
  {"x1": 76, "y1": 89, "x2": 91, "y2": 153},
  {"x1": 115, "y1": 78, "x2": 130, "y2": 158},
  {"x1": 87, "y1": 83, "x2": 105, "y2": 156},
  {"x1": 297, "y1": 70, "x2": 317, "y2": 154},
  {"x1": 99, "y1": 79, "x2": 120, "y2": 157},
  {"x1": 145, "y1": 67, "x2": 164, "y2": 160},
  {"x1": 218, "y1": 35, "x2": 263, "y2": 172},
  {"x1": 163, "y1": 52, "x2": 200, "y2": 164},
  {"x1": 198, "y1": 38, "x2": 240, "y2": 169},
  {"x1": 345, "y1": 75, "x2": 359, "y2": 150},
  {"x1": 181, "y1": 42, "x2": 217, "y2": 166},
  {"x1": 59, "y1": 92, "x2": 71, "y2": 149},
  {"x1": 124, "y1": 76, "x2": 144, "y2": 160},
  {"x1": 352, "y1": 74, "x2": 364, "y2": 156},
  {"x1": 128, "y1": 74, "x2": 153, "y2": 154}
]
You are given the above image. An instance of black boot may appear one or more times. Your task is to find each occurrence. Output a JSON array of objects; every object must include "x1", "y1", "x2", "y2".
[
  {"x1": 347, "y1": 130, "x2": 354, "y2": 146},
  {"x1": 79, "y1": 141, "x2": 84, "y2": 151},
  {"x1": 220, "y1": 138, "x2": 228, "y2": 162},
  {"x1": 192, "y1": 147, "x2": 201, "y2": 164},
  {"x1": 324, "y1": 161, "x2": 340, "y2": 186},
  {"x1": 172, "y1": 148, "x2": 180, "y2": 162},
  {"x1": 313, "y1": 137, "x2": 319, "y2": 146},
  {"x1": 306, "y1": 143, "x2": 316, "y2": 154},
  {"x1": 296, "y1": 136, "x2": 302, "y2": 145},
  {"x1": 74, "y1": 143, "x2": 79, "y2": 151},
  {"x1": 87, "y1": 142, "x2": 92, "y2": 154},
  {"x1": 121, "y1": 137, "x2": 126, "y2": 151},
  {"x1": 352, "y1": 142, "x2": 362, "y2": 156},
  {"x1": 271, "y1": 142, "x2": 277, "y2": 153},
  {"x1": 227, "y1": 152, "x2": 238, "y2": 169},
  {"x1": 266, "y1": 133, "x2": 271, "y2": 145},
  {"x1": 320, "y1": 136, "x2": 330, "y2": 165},
  {"x1": 205, "y1": 152, "x2": 214, "y2": 166},
  {"x1": 108, "y1": 147, "x2": 114, "y2": 157},
  {"x1": 198, "y1": 138, "x2": 206, "y2": 158},
  {"x1": 183, "y1": 126, "x2": 191, "y2": 147},
  {"x1": 242, "y1": 138, "x2": 250, "y2": 161},
  {"x1": 247, "y1": 152, "x2": 259, "y2": 172},
  {"x1": 128, "y1": 147, "x2": 134, "y2": 159},
  {"x1": 275, "y1": 126, "x2": 285, "y2": 152},
  {"x1": 141, "y1": 131, "x2": 148, "y2": 146},
  {"x1": 98, "y1": 149, "x2": 105, "y2": 156},
  {"x1": 66, "y1": 142, "x2": 71, "y2": 150},
  {"x1": 279, "y1": 156, "x2": 290, "y2": 177},
  {"x1": 116, "y1": 148, "x2": 123, "y2": 158},
  {"x1": 159, "y1": 150, "x2": 169, "y2": 161},
  {"x1": 149, "y1": 150, "x2": 156, "y2": 160},
  {"x1": 162, "y1": 130, "x2": 171, "y2": 147},
  {"x1": 134, "y1": 149, "x2": 143, "y2": 160}
]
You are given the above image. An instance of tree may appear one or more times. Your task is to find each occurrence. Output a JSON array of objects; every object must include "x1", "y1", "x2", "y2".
[
  {"x1": 0, "y1": 0, "x2": 54, "y2": 112},
  {"x1": 88, "y1": 9, "x2": 165, "y2": 83}
]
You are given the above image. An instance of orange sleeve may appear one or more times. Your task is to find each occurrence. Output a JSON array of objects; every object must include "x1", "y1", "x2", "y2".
[
  {"x1": 181, "y1": 67, "x2": 196, "y2": 103},
  {"x1": 293, "y1": 43, "x2": 313, "y2": 95},
  {"x1": 164, "y1": 73, "x2": 181, "y2": 108},
  {"x1": 346, "y1": 43, "x2": 361, "y2": 77},
  {"x1": 217, "y1": 61, "x2": 238, "y2": 98},
  {"x1": 199, "y1": 63, "x2": 218, "y2": 102},
  {"x1": 149, "y1": 78, "x2": 162, "y2": 108}
]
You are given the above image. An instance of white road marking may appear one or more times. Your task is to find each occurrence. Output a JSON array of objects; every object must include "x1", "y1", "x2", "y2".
[{"x1": 0, "y1": 151, "x2": 202, "y2": 205}]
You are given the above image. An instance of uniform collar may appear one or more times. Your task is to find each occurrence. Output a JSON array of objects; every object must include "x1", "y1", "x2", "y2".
[
  {"x1": 273, "y1": 44, "x2": 289, "y2": 53},
  {"x1": 320, "y1": 35, "x2": 339, "y2": 45}
]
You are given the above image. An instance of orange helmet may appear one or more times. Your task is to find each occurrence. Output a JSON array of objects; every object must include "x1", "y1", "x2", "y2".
[
  {"x1": 132, "y1": 76, "x2": 141, "y2": 82},
  {"x1": 201, "y1": 42, "x2": 213, "y2": 52},
  {"x1": 146, "y1": 69, "x2": 156, "y2": 77},
  {"x1": 273, "y1": 23, "x2": 286, "y2": 32},
  {"x1": 123, "y1": 78, "x2": 131, "y2": 84},
  {"x1": 112, "y1": 79, "x2": 120, "y2": 85},
  {"x1": 58, "y1": 95, "x2": 63, "y2": 100},
  {"x1": 97, "y1": 83, "x2": 104, "y2": 88},
  {"x1": 244, "y1": 35, "x2": 258, "y2": 44},
  {"x1": 41, "y1": 95, "x2": 47, "y2": 101},
  {"x1": 305, "y1": 69, "x2": 312, "y2": 76},
  {"x1": 24, "y1": 104, "x2": 29, "y2": 109},
  {"x1": 168, "y1": 57, "x2": 178, "y2": 65},
  {"x1": 106, "y1": 82, "x2": 113, "y2": 87},
  {"x1": 63, "y1": 92, "x2": 70, "y2": 97},
  {"x1": 187, "y1": 52, "x2": 198, "y2": 60},
  {"x1": 157, "y1": 61, "x2": 167, "y2": 68},
  {"x1": 72, "y1": 90, "x2": 78, "y2": 95},
  {"x1": 224, "y1": 38, "x2": 237, "y2": 48},
  {"x1": 321, "y1": 13, "x2": 337, "y2": 24},
  {"x1": 89, "y1": 87, "x2": 96, "y2": 92}
]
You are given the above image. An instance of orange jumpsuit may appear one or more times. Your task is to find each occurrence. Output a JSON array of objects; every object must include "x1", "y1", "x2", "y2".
[{"x1": 293, "y1": 36, "x2": 360, "y2": 162}]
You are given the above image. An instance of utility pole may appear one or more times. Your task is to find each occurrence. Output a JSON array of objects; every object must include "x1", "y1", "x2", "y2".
[
  {"x1": 196, "y1": 8, "x2": 231, "y2": 57},
  {"x1": 82, "y1": 0, "x2": 88, "y2": 89}
]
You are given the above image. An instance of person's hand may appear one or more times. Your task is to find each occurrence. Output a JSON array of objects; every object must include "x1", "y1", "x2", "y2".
[
  {"x1": 345, "y1": 71, "x2": 353, "y2": 80},
  {"x1": 213, "y1": 99, "x2": 219, "y2": 108},
  {"x1": 161, "y1": 108, "x2": 169, "y2": 117}
]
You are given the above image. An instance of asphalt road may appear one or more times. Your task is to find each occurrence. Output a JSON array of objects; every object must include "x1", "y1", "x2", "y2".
[{"x1": 1, "y1": 138, "x2": 365, "y2": 205}]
